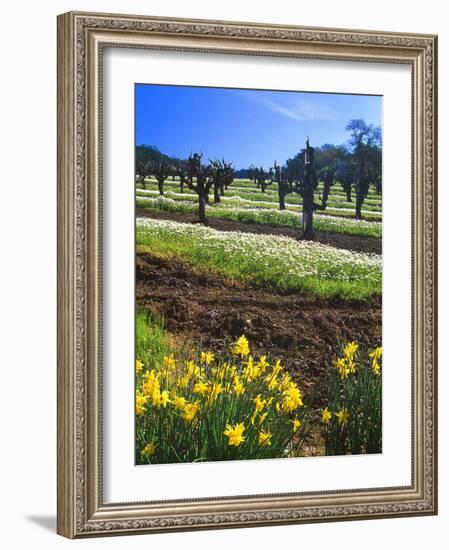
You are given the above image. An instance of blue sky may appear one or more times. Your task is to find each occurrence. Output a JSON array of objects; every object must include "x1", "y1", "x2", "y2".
[{"x1": 136, "y1": 84, "x2": 382, "y2": 169}]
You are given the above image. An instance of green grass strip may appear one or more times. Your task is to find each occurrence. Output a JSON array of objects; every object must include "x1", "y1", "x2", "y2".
[
  {"x1": 136, "y1": 196, "x2": 382, "y2": 238},
  {"x1": 136, "y1": 217, "x2": 382, "y2": 301}
]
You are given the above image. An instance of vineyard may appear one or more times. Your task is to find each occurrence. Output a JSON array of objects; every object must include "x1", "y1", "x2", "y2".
[
  {"x1": 135, "y1": 157, "x2": 382, "y2": 463},
  {"x1": 134, "y1": 89, "x2": 382, "y2": 464}
]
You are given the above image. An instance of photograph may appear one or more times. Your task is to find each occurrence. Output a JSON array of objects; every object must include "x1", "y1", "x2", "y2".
[{"x1": 134, "y1": 84, "x2": 383, "y2": 465}]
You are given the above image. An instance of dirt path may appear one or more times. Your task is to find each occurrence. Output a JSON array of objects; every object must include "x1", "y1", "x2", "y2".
[
  {"x1": 137, "y1": 253, "x2": 382, "y2": 397},
  {"x1": 136, "y1": 209, "x2": 381, "y2": 255}
]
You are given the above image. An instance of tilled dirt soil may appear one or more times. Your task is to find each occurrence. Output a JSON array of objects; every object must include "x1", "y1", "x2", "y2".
[
  {"x1": 136, "y1": 253, "x2": 382, "y2": 398},
  {"x1": 136, "y1": 208, "x2": 381, "y2": 255}
]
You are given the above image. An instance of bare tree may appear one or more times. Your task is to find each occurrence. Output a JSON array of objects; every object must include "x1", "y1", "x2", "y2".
[
  {"x1": 153, "y1": 160, "x2": 169, "y2": 196},
  {"x1": 272, "y1": 161, "x2": 291, "y2": 210},
  {"x1": 335, "y1": 155, "x2": 356, "y2": 203},
  {"x1": 255, "y1": 166, "x2": 272, "y2": 193},
  {"x1": 186, "y1": 153, "x2": 214, "y2": 224},
  {"x1": 136, "y1": 160, "x2": 150, "y2": 190},
  {"x1": 298, "y1": 139, "x2": 319, "y2": 240},
  {"x1": 209, "y1": 159, "x2": 223, "y2": 204},
  {"x1": 247, "y1": 165, "x2": 257, "y2": 186},
  {"x1": 175, "y1": 165, "x2": 189, "y2": 194},
  {"x1": 209, "y1": 159, "x2": 234, "y2": 203},
  {"x1": 315, "y1": 146, "x2": 342, "y2": 209},
  {"x1": 346, "y1": 119, "x2": 382, "y2": 219},
  {"x1": 222, "y1": 161, "x2": 234, "y2": 194}
]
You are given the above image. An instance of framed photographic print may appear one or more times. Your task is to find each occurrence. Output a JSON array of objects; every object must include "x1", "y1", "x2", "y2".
[{"x1": 57, "y1": 11, "x2": 438, "y2": 538}]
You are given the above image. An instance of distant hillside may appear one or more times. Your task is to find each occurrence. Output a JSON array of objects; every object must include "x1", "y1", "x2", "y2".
[{"x1": 136, "y1": 145, "x2": 187, "y2": 169}]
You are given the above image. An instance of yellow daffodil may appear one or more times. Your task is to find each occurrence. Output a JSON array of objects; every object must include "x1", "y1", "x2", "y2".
[
  {"x1": 256, "y1": 355, "x2": 269, "y2": 373},
  {"x1": 369, "y1": 347, "x2": 382, "y2": 375},
  {"x1": 371, "y1": 360, "x2": 381, "y2": 375},
  {"x1": 250, "y1": 410, "x2": 258, "y2": 425},
  {"x1": 135, "y1": 391, "x2": 148, "y2": 416},
  {"x1": 142, "y1": 370, "x2": 158, "y2": 396},
  {"x1": 136, "y1": 359, "x2": 144, "y2": 373},
  {"x1": 150, "y1": 378, "x2": 161, "y2": 405},
  {"x1": 233, "y1": 375, "x2": 245, "y2": 396},
  {"x1": 243, "y1": 356, "x2": 262, "y2": 381},
  {"x1": 279, "y1": 373, "x2": 292, "y2": 391},
  {"x1": 321, "y1": 407, "x2": 332, "y2": 423},
  {"x1": 211, "y1": 383, "x2": 222, "y2": 398},
  {"x1": 266, "y1": 375, "x2": 279, "y2": 391},
  {"x1": 193, "y1": 381, "x2": 208, "y2": 395},
  {"x1": 141, "y1": 442, "x2": 156, "y2": 458},
  {"x1": 227, "y1": 364, "x2": 237, "y2": 378},
  {"x1": 369, "y1": 346, "x2": 382, "y2": 361},
  {"x1": 172, "y1": 396, "x2": 187, "y2": 410},
  {"x1": 335, "y1": 357, "x2": 350, "y2": 379},
  {"x1": 205, "y1": 383, "x2": 222, "y2": 406},
  {"x1": 343, "y1": 341, "x2": 358, "y2": 361},
  {"x1": 181, "y1": 402, "x2": 200, "y2": 422},
  {"x1": 223, "y1": 422, "x2": 246, "y2": 446},
  {"x1": 254, "y1": 394, "x2": 266, "y2": 413},
  {"x1": 335, "y1": 408, "x2": 349, "y2": 426},
  {"x1": 162, "y1": 354, "x2": 176, "y2": 370},
  {"x1": 153, "y1": 389, "x2": 170, "y2": 408},
  {"x1": 230, "y1": 335, "x2": 250, "y2": 357},
  {"x1": 186, "y1": 360, "x2": 201, "y2": 379},
  {"x1": 217, "y1": 368, "x2": 227, "y2": 380},
  {"x1": 177, "y1": 375, "x2": 189, "y2": 389},
  {"x1": 372, "y1": 362, "x2": 380, "y2": 375},
  {"x1": 292, "y1": 418, "x2": 301, "y2": 431},
  {"x1": 347, "y1": 358, "x2": 356, "y2": 375},
  {"x1": 258, "y1": 430, "x2": 273, "y2": 446},
  {"x1": 160, "y1": 391, "x2": 171, "y2": 408},
  {"x1": 281, "y1": 382, "x2": 303, "y2": 412},
  {"x1": 169, "y1": 387, "x2": 178, "y2": 400},
  {"x1": 272, "y1": 360, "x2": 283, "y2": 376},
  {"x1": 201, "y1": 351, "x2": 214, "y2": 365}
]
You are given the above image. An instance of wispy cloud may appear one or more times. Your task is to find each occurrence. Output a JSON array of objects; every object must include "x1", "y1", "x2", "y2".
[{"x1": 237, "y1": 91, "x2": 339, "y2": 122}]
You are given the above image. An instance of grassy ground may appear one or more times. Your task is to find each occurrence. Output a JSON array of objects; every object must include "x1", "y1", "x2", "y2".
[
  {"x1": 139, "y1": 177, "x2": 382, "y2": 198},
  {"x1": 137, "y1": 177, "x2": 383, "y2": 206},
  {"x1": 136, "y1": 196, "x2": 382, "y2": 238},
  {"x1": 136, "y1": 189, "x2": 382, "y2": 221},
  {"x1": 136, "y1": 217, "x2": 382, "y2": 300},
  {"x1": 137, "y1": 183, "x2": 382, "y2": 211},
  {"x1": 136, "y1": 310, "x2": 171, "y2": 370}
]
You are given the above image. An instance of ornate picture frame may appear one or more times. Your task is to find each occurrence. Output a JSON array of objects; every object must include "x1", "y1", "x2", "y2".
[{"x1": 57, "y1": 11, "x2": 437, "y2": 538}]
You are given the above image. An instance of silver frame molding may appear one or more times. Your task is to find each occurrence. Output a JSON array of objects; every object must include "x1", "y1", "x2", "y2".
[{"x1": 57, "y1": 11, "x2": 438, "y2": 538}]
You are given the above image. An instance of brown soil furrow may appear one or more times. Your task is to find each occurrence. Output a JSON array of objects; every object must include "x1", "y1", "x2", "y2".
[{"x1": 136, "y1": 253, "x2": 382, "y2": 397}]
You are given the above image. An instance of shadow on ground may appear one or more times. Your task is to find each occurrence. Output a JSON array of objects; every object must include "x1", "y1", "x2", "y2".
[{"x1": 25, "y1": 515, "x2": 56, "y2": 533}]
